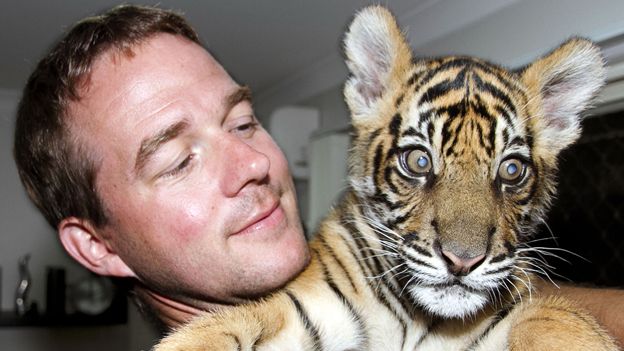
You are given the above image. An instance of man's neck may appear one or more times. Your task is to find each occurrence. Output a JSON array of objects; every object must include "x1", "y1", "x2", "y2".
[{"x1": 132, "y1": 285, "x2": 233, "y2": 329}]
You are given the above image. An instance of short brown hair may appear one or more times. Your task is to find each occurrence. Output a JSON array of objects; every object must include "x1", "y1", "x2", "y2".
[{"x1": 13, "y1": 5, "x2": 200, "y2": 228}]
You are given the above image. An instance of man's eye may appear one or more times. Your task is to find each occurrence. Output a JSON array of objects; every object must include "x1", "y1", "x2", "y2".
[
  {"x1": 161, "y1": 154, "x2": 196, "y2": 179},
  {"x1": 230, "y1": 118, "x2": 258, "y2": 137},
  {"x1": 236, "y1": 122, "x2": 257, "y2": 131}
]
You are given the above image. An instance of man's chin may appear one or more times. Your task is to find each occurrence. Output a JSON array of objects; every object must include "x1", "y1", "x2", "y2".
[
  {"x1": 235, "y1": 240, "x2": 310, "y2": 298},
  {"x1": 409, "y1": 284, "x2": 489, "y2": 319}
]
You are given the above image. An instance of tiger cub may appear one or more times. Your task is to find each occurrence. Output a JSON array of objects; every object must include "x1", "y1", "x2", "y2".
[{"x1": 155, "y1": 6, "x2": 617, "y2": 351}]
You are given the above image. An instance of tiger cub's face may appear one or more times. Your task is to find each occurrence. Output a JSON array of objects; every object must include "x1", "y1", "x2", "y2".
[{"x1": 343, "y1": 7, "x2": 604, "y2": 318}]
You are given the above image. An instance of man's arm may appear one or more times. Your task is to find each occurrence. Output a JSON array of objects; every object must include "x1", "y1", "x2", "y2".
[{"x1": 536, "y1": 279, "x2": 624, "y2": 347}]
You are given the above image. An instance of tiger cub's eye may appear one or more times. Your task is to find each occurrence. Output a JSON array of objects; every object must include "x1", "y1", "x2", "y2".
[
  {"x1": 403, "y1": 149, "x2": 432, "y2": 176},
  {"x1": 498, "y1": 158, "x2": 525, "y2": 183}
]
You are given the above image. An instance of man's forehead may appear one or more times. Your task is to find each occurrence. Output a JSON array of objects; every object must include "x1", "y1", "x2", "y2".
[
  {"x1": 64, "y1": 32, "x2": 241, "y2": 177},
  {"x1": 68, "y1": 33, "x2": 233, "y2": 125}
]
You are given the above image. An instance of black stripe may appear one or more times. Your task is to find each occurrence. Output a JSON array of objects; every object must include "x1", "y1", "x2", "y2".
[
  {"x1": 485, "y1": 71, "x2": 522, "y2": 98},
  {"x1": 318, "y1": 235, "x2": 359, "y2": 294},
  {"x1": 379, "y1": 273, "x2": 420, "y2": 328},
  {"x1": 347, "y1": 206, "x2": 390, "y2": 280},
  {"x1": 338, "y1": 210, "x2": 375, "y2": 279},
  {"x1": 314, "y1": 247, "x2": 368, "y2": 348},
  {"x1": 395, "y1": 94, "x2": 405, "y2": 107},
  {"x1": 503, "y1": 240, "x2": 516, "y2": 255},
  {"x1": 402, "y1": 127, "x2": 427, "y2": 141},
  {"x1": 386, "y1": 193, "x2": 425, "y2": 227},
  {"x1": 441, "y1": 101, "x2": 469, "y2": 120},
  {"x1": 495, "y1": 105, "x2": 514, "y2": 130},
  {"x1": 372, "y1": 284, "x2": 408, "y2": 347},
  {"x1": 416, "y1": 57, "x2": 522, "y2": 103},
  {"x1": 387, "y1": 212, "x2": 409, "y2": 228},
  {"x1": 403, "y1": 232, "x2": 419, "y2": 243},
  {"x1": 502, "y1": 129, "x2": 510, "y2": 147},
  {"x1": 442, "y1": 117, "x2": 461, "y2": 157},
  {"x1": 489, "y1": 253, "x2": 508, "y2": 264},
  {"x1": 366, "y1": 232, "x2": 388, "y2": 278},
  {"x1": 367, "y1": 127, "x2": 382, "y2": 146},
  {"x1": 384, "y1": 166, "x2": 400, "y2": 194},
  {"x1": 369, "y1": 192, "x2": 404, "y2": 210},
  {"x1": 418, "y1": 68, "x2": 467, "y2": 105},
  {"x1": 460, "y1": 57, "x2": 520, "y2": 95},
  {"x1": 414, "y1": 57, "x2": 474, "y2": 95},
  {"x1": 472, "y1": 94, "x2": 495, "y2": 122},
  {"x1": 419, "y1": 79, "x2": 453, "y2": 105},
  {"x1": 408, "y1": 256, "x2": 436, "y2": 270},
  {"x1": 287, "y1": 292, "x2": 322, "y2": 351},
  {"x1": 342, "y1": 220, "x2": 410, "y2": 343},
  {"x1": 385, "y1": 197, "x2": 421, "y2": 227},
  {"x1": 417, "y1": 108, "x2": 434, "y2": 131},
  {"x1": 474, "y1": 121, "x2": 489, "y2": 156},
  {"x1": 507, "y1": 136, "x2": 526, "y2": 148},
  {"x1": 372, "y1": 143, "x2": 385, "y2": 190},
  {"x1": 525, "y1": 125, "x2": 534, "y2": 150},
  {"x1": 352, "y1": 229, "x2": 380, "y2": 277},
  {"x1": 389, "y1": 113, "x2": 403, "y2": 138},
  {"x1": 465, "y1": 306, "x2": 514, "y2": 351},
  {"x1": 427, "y1": 122, "x2": 436, "y2": 143},
  {"x1": 412, "y1": 244, "x2": 433, "y2": 258},
  {"x1": 515, "y1": 178, "x2": 537, "y2": 206},
  {"x1": 414, "y1": 58, "x2": 467, "y2": 91},
  {"x1": 488, "y1": 117, "x2": 497, "y2": 157},
  {"x1": 339, "y1": 204, "x2": 413, "y2": 347},
  {"x1": 473, "y1": 73, "x2": 517, "y2": 116},
  {"x1": 483, "y1": 266, "x2": 511, "y2": 276},
  {"x1": 407, "y1": 70, "x2": 424, "y2": 86}
]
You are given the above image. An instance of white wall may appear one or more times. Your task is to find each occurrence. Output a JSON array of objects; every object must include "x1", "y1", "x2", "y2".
[{"x1": 0, "y1": 89, "x2": 158, "y2": 350}]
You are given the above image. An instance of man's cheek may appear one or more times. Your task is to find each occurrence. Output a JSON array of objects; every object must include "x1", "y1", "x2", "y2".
[{"x1": 167, "y1": 202, "x2": 212, "y2": 242}]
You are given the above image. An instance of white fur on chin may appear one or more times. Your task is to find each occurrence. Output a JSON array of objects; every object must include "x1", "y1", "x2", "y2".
[{"x1": 409, "y1": 285, "x2": 489, "y2": 319}]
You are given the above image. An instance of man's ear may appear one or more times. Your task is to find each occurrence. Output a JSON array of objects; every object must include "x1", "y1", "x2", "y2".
[{"x1": 59, "y1": 217, "x2": 136, "y2": 278}]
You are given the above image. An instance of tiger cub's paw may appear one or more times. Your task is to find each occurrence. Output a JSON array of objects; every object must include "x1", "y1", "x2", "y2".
[
  {"x1": 508, "y1": 297, "x2": 619, "y2": 351},
  {"x1": 152, "y1": 313, "x2": 252, "y2": 351},
  {"x1": 154, "y1": 329, "x2": 243, "y2": 351}
]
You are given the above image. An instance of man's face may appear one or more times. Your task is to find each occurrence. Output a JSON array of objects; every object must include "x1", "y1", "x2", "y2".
[{"x1": 68, "y1": 34, "x2": 309, "y2": 305}]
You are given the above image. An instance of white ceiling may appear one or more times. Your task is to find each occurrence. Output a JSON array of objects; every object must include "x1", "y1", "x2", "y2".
[
  {"x1": 0, "y1": 0, "x2": 427, "y2": 93},
  {"x1": 2, "y1": 0, "x2": 624, "y2": 116}
]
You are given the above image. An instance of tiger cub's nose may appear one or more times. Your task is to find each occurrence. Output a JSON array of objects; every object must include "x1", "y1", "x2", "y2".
[{"x1": 441, "y1": 250, "x2": 486, "y2": 276}]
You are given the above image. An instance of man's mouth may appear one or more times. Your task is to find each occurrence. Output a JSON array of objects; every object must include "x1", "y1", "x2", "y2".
[{"x1": 230, "y1": 201, "x2": 282, "y2": 237}]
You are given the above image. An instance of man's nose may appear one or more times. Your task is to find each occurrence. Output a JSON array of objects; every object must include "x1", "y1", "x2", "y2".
[{"x1": 220, "y1": 139, "x2": 270, "y2": 196}]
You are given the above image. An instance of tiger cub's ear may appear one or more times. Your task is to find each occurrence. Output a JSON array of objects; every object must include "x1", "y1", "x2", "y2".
[
  {"x1": 521, "y1": 38, "x2": 605, "y2": 155},
  {"x1": 343, "y1": 6, "x2": 412, "y2": 122}
]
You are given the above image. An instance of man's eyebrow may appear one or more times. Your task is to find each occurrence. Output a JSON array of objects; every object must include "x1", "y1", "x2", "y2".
[
  {"x1": 135, "y1": 120, "x2": 189, "y2": 174},
  {"x1": 226, "y1": 85, "x2": 253, "y2": 110},
  {"x1": 133, "y1": 87, "x2": 250, "y2": 174}
]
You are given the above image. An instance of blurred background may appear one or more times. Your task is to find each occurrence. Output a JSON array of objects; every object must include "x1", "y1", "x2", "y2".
[{"x1": 1, "y1": 0, "x2": 623, "y2": 350}]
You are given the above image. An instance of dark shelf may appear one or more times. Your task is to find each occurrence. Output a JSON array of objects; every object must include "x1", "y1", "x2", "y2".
[
  {"x1": 0, "y1": 309, "x2": 127, "y2": 327},
  {"x1": 0, "y1": 287, "x2": 128, "y2": 327}
]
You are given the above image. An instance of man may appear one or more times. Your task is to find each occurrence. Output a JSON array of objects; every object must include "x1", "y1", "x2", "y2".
[
  {"x1": 13, "y1": 4, "x2": 623, "y2": 343},
  {"x1": 13, "y1": 5, "x2": 310, "y2": 329}
]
